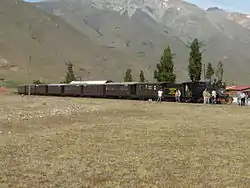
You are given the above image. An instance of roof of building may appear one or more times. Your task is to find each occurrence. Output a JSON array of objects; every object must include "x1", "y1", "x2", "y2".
[{"x1": 226, "y1": 85, "x2": 250, "y2": 91}]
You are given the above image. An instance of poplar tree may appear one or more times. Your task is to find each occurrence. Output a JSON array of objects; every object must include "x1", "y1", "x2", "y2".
[
  {"x1": 124, "y1": 68, "x2": 133, "y2": 82},
  {"x1": 216, "y1": 61, "x2": 224, "y2": 82},
  {"x1": 188, "y1": 38, "x2": 202, "y2": 82},
  {"x1": 139, "y1": 70, "x2": 145, "y2": 82},
  {"x1": 154, "y1": 46, "x2": 176, "y2": 82},
  {"x1": 65, "y1": 62, "x2": 76, "y2": 83},
  {"x1": 215, "y1": 61, "x2": 224, "y2": 87},
  {"x1": 205, "y1": 62, "x2": 214, "y2": 83}
]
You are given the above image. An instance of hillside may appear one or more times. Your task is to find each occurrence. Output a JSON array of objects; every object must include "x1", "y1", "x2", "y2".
[
  {"x1": 207, "y1": 7, "x2": 250, "y2": 30},
  {"x1": 34, "y1": 0, "x2": 250, "y2": 84},
  {"x1": 0, "y1": 0, "x2": 153, "y2": 85}
]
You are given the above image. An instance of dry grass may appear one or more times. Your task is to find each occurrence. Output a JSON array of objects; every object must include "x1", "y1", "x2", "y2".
[{"x1": 0, "y1": 94, "x2": 250, "y2": 187}]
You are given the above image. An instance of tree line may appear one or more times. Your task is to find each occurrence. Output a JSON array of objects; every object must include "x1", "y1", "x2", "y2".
[
  {"x1": 123, "y1": 38, "x2": 225, "y2": 88},
  {"x1": 48, "y1": 38, "x2": 225, "y2": 86}
]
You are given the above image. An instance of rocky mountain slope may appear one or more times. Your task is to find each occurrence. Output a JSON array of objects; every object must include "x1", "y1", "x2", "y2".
[
  {"x1": 34, "y1": 0, "x2": 250, "y2": 84},
  {"x1": 0, "y1": 0, "x2": 151, "y2": 85},
  {"x1": 207, "y1": 7, "x2": 250, "y2": 30}
]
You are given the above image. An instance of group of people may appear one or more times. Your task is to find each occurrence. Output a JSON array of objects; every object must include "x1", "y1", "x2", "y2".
[
  {"x1": 156, "y1": 87, "x2": 249, "y2": 106},
  {"x1": 236, "y1": 91, "x2": 248, "y2": 106},
  {"x1": 157, "y1": 88, "x2": 181, "y2": 103},
  {"x1": 203, "y1": 89, "x2": 217, "y2": 104}
]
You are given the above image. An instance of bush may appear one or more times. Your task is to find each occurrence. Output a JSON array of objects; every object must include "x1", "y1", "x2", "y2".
[{"x1": 33, "y1": 80, "x2": 44, "y2": 84}]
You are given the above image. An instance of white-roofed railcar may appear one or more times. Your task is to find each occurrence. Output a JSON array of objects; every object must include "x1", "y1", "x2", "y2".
[
  {"x1": 104, "y1": 82, "x2": 138, "y2": 99},
  {"x1": 47, "y1": 84, "x2": 66, "y2": 96},
  {"x1": 70, "y1": 80, "x2": 113, "y2": 85}
]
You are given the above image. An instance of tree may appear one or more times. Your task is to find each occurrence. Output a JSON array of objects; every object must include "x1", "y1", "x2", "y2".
[
  {"x1": 216, "y1": 61, "x2": 224, "y2": 82},
  {"x1": 64, "y1": 61, "x2": 76, "y2": 83},
  {"x1": 205, "y1": 62, "x2": 214, "y2": 83},
  {"x1": 154, "y1": 46, "x2": 176, "y2": 82},
  {"x1": 33, "y1": 79, "x2": 43, "y2": 84},
  {"x1": 188, "y1": 38, "x2": 202, "y2": 82},
  {"x1": 139, "y1": 70, "x2": 145, "y2": 82},
  {"x1": 124, "y1": 68, "x2": 133, "y2": 82},
  {"x1": 212, "y1": 61, "x2": 224, "y2": 88}
]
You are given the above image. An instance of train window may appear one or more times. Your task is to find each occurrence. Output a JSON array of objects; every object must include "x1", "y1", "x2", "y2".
[
  {"x1": 153, "y1": 85, "x2": 156, "y2": 90},
  {"x1": 148, "y1": 85, "x2": 152, "y2": 90}
]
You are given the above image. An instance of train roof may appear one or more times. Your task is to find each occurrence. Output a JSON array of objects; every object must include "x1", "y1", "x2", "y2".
[
  {"x1": 105, "y1": 82, "x2": 139, "y2": 85},
  {"x1": 34, "y1": 84, "x2": 48, "y2": 86},
  {"x1": 47, "y1": 84, "x2": 67, "y2": 86},
  {"x1": 182, "y1": 81, "x2": 207, "y2": 84},
  {"x1": 70, "y1": 80, "x2": 113, "y2": 85},
  {"x1": 137, "y1": 82, "x2": 181, "y2": 85},
  {"x1": 136, "y1": 82, "x2": 162, "y2": 85}
]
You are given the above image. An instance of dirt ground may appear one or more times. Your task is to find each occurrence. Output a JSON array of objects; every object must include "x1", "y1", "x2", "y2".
[{"x1": 0, "y1": 94, "x2": 250, "y2": 187}]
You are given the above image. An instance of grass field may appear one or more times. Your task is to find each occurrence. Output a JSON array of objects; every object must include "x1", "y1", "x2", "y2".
[{"x1": 0, "y1": 94, "x2": 250, "y2": 187}]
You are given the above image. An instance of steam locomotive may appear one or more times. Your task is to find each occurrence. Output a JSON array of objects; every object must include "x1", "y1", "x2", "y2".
[{"x1": 17, "y1": 80, "x2": 210, "y2": 103}]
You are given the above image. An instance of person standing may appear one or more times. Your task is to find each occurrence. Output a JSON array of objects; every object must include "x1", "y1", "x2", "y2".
[
  {"x1": 241, "y1": 92, "x2": 246, "y2": 106},
  {"x1": 245, "y1": 93, "x2": 249, "y2": 105},
  {"x1": 203, "y1": 89, "x2": 208, "y2": 104},
  {"x1": 157, "y1": 89, "x2": 163, "y2": 103},
  {"x1": 237, "y1": 91, "x2": 241, "y2": 106},
  {"x1": 211, "y1": 90, "x2": 217, "y2": 104},
  {"x1": 207, "y1": 91, "x2": 211, "y2": 104},
  {"x1": 175, "y1": 89, "x2": 181, "y2": 102},
  {"x1": 175, "y1": 89, "x2": 178, "y2": 102},
  {"x1": 178, "y1": 89, "x2": 181, "y2": 103}
]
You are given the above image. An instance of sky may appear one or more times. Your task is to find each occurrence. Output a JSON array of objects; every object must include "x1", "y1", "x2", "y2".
[{"x1": 24, "y1": 0, "x2": 250, "y2": 14}]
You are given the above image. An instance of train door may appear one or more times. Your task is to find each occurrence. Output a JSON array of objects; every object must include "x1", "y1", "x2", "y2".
[
  {"x1": 45, "y1": 85, "x2": 48, "y2": 95},
  {"x1": 130, "y1": 84, "x2": 136, "y2": 95},
  {"x1": 81, "y1": 85, "x2": 84, "y2": 96},
  {"x1": 60, "y1": 85, "x2": 65, "y2": 95},
  {"x1": 24, "y1": 85, "x2": 27, "y2": 95}
]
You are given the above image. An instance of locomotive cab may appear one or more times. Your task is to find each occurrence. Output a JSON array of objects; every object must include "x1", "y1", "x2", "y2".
[{"x1": 182, "y1": 82, "x2": 208, "y2": 103}]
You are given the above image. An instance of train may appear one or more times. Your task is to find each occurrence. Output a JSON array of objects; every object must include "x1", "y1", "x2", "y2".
[{"x1": 16, "y1": 80, "x2": 214, "y2": 103}]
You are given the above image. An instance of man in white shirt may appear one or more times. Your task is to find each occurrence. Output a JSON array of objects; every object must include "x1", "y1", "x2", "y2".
[
  {"x1": 203, "y1": 89, "x2": 208, "y2": 104},
  {"x1": 211, "y1": 90, "x2": 217, "y2": 104},
  {"x1": 175, "y1": 89, "x2": 181, "y2": 102},
  {"x1": 241, "y1": 92, "x2": 246, "y2": 106},
  {"x1": 245, "y1": 93, "x2": 248, "y2": 105},
  {"x1": 178, "y1": 89, "x2": 181, "y2": 102},
  {"x1": 157, "y1": 89, "x2": 163, "y2": 103},
  {"x1": 236, "y1": 91, "x2": 241, "y2": 106}
]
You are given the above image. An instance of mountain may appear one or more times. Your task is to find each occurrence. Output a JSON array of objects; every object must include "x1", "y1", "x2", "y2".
[
  {"x1": 226, "y1": 12, "x2": 250, "y2": 30},
  {"x1": 0, "y1": 0, "x2": 152, "y2": 85},
  {"x1": 206, "y1": 6, "x2": 250, "y2": 30},
  {"x1": 207, "y1": 7, "x2": 224, "y2": 12},
  {"x1": 32, "y1": 0, "x2": 250, "y2": 84}
]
